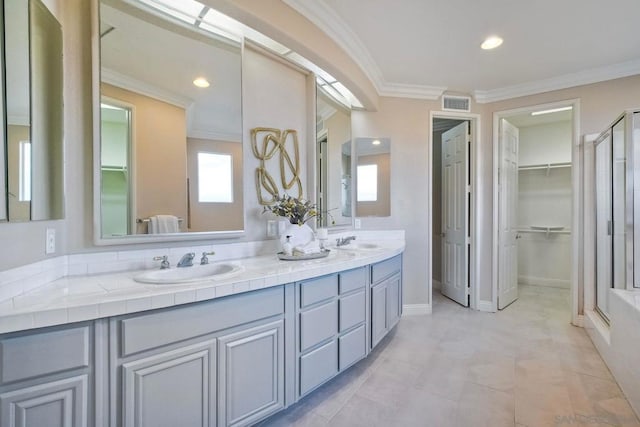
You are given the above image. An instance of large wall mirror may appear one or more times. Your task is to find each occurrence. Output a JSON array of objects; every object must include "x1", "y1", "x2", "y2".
[
  {"x1": 316, "y1": 88, "x2": 353, "y2": 227},
  {"x1": 3, "y1": 0, "x2": 64, "y2": 222},
  {"x1": 355, "y1": 137, "x2": 391, "y2": 217},
  {"x1": 96, "y1": 0, "x2": 243, "y2": 242}
]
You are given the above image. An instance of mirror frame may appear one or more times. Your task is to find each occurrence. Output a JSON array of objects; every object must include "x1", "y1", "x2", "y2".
[
  {"x1": 91, "y1": 0, "x2": 245, "y2": 245},
  {"x1": 314, "y1": 82, "x2": 355, "y2": 230}
]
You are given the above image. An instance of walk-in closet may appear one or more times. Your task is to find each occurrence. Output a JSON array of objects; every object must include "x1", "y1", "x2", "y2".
[{"x1": 512, "y1": 109, "x2": 573, "y2": 289}]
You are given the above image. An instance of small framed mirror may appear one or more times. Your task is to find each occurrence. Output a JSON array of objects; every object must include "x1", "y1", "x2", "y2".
[{"x1": 355, "y1": 137, "x2": 391, "y2": 217}]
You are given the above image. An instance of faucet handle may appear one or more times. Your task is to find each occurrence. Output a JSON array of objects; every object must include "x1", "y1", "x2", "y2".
[
  {"x1": 200, "y1": 251, "x2": 215, "y2": 265},
  {"x1": 153, "y1": 255, "x2": 170, "y2": 269}
]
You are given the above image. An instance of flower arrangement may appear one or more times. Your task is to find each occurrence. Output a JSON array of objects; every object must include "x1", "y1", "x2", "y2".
[{"x1": 263, "y1": 195, "x2": 318, "y2": 225}]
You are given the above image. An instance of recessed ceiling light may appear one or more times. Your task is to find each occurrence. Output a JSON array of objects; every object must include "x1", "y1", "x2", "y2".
[
  {"x1": 481, "y1": 36, "x2": 503, "y2": 50},
  {"x1": 372, "y1": 139, "x2": 381, "y2": 145},
  {"x1": 193, "y1": 77, "x2": 210, "y2": 88},
  {"x1": 531, "y1": 106, "x2": 573, "y2": 116}
]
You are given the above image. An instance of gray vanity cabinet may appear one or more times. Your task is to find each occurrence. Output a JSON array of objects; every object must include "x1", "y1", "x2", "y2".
[
  {"x1": 110, "y1": 286, "x2": 286, "y2": 427},
  {"x1": 296, "y1": 266, "x2": 368, "y2": 397},
  {"x1": 0, "y1": 322, "x2": 96, "y2": 427},
  {"x1": 217, "y1": 320, "x2": 285, "y2": 427},
  {"x1": 370, "y1": 255, "x2": 403, "y2": 349}
]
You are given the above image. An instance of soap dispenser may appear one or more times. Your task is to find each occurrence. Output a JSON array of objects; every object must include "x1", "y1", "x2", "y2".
[{"x1": 282, "y1": 235, "x2": 293, "y2": 256}]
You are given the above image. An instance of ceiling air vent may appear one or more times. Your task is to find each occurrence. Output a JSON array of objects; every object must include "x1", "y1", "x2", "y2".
[{"x1": 442, "y1": 95, "x2": 471, "y2": 112}]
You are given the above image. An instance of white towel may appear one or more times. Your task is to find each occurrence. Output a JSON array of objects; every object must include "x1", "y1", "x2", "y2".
[
  {"x1": 149, "y1": 215, "x2": 180, "y2": 234},
  {"x1": 293, "y1": 240, "x2": 322, "y2": 255}
]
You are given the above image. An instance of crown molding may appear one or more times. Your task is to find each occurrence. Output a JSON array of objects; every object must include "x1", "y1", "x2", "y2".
[
  {"x1": 282, "y1": 0, "x2": 385, "y2": 91},
  {"x1": 474, "y1": 59, "x2": 640, "y2": 104},
  {"x1": 378, "y1": 82, "x2": 447, "y2": 100},
  {"x1": 101, "y1": 68, "x2": 193, "y2": 109}
]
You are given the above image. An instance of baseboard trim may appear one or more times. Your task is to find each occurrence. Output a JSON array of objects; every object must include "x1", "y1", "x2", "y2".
[
  {"x1": 518, "y1": 275, "x2": 570, "y2": 289},
  {"x1": 477, "y1": 300, "x2": 495, "y2": 312},
  {"x1": 403, "y1": 304, "x2": 431, "y2": 315},
  {"x1": 573, "y1": 314, "x2": 585, "y2": 327}
]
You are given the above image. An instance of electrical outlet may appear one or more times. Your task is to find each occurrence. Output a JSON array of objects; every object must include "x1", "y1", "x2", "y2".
[
  {"x1": 45, "y1": 228, "x2": 56, "y2": 254},
  {"x1": 267, "y1": 220, "x2": 278, "y2": 237},
  {"x1": 354, "y1": 218, "x2": 361, "y2": 229}
]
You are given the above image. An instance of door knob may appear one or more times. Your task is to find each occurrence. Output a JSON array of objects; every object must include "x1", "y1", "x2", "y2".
[{"x1": 515, "y1": 234, "x2": 522, "y2": 240}]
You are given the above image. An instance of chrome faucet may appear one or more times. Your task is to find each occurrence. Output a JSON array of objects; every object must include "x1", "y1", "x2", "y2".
[
  {"x1": 153, "y1": 255, "x2": 170, "y2": 269},
  {"x1": 200, "y1": 251, "x2": 215, "y2": 265},
  {"x1": 177, "y1": 252, "x2": 196, "y2": 268},
  {"x1": 336, "y1": 236, "x2": 356, "y2": 247}
]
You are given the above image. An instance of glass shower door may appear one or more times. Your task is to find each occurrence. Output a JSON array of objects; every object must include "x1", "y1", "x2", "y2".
[{"x1": 595, "y1": 132, "x2": 612, "y2": 320}]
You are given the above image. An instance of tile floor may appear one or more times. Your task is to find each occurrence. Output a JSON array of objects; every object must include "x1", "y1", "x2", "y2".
[{"x1": 260, "y1": 285, "x2": 640, "y2": 427}]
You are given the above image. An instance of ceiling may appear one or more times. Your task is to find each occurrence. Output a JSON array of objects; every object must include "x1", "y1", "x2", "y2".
[
  {"x1": 101, "y1": 1, "x2": 242, "y2": 140},
  {"x1": 284, "y1": 0, "x2": 640, "y2": 103}
]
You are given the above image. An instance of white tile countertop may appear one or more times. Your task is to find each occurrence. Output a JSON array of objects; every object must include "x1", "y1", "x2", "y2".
[{"x1": 0, "y1": 235, "x2": 404, "y2": 334}]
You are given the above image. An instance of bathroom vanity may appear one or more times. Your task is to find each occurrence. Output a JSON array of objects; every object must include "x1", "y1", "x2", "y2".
[{"x1": 0, "y1": 242, "x2": 403, "y2": 427}]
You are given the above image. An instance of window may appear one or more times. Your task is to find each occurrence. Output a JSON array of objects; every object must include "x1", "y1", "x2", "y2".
[
  {"x1": 197, "y1": 152, "x2": 233, "y2": 203},
  {"x1": 18, "y1": 140, "x2": 31, "y2": 201},
  {"x1": 357, "y1": 164, "x2": 377, "y2": 202}
]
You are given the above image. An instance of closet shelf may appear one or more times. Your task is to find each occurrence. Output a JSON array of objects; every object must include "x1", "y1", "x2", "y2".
[
  {"x1": 101, "y1": 165, "x2": 128, "y2": 172},
  {"x1": 518, "y1": 162, "x2": 571, "y2": 174}
]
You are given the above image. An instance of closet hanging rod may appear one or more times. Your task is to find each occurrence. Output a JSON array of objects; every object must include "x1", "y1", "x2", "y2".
[
  {"x1": 516, "y1": 228, "x2": 571, "y2": 236},
  {"x1": 518, "y1": 162, "x2": 571, "y2": 171},
  {"x1": 137, "y1": 217, "x2": 184, "y2": 224}
]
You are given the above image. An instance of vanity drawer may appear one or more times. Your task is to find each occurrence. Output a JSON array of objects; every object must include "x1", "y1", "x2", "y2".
[
  {"x1": 339, "y1": 267, "x2": 367, "y2": 294},
  {"x1": 0, "y1": 325, "x2": 90, "y2": 384},
  {"x1": 339, "y1": 290, "x2": 366, "y2": 332},
  {"x1": 299, "y1": 274, "x2": 338, "y2": 308},
  {"x1": 339, "y1": 324, "x2": 366, "y2": 371},
  {"x1": 371, "y1": 255, "x2": 402, "y2": 284},
  {"x1": 120, "y1": 286, "x2": 283, "y2": 357},
  {"x1": 299, "y1": 339, "x2": 338, "y2": 396},
  {"x1": 300, "y1": 301, "x2": 338, "y2": 352}
]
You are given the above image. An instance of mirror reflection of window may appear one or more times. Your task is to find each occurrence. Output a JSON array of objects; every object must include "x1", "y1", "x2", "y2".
[
  {"x1": 357, "y1": 164, "x2": 378, "y2": 202},
  {"x1": 18, "y1": 141, "x2": 31, "y2": 202},
  {"x1": 197, "y1": 152, "x2": 233, "y2": 203}
]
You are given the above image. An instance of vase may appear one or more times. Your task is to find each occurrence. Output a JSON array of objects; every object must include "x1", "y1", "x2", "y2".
[{"x1": 280, "y1": 222, "x2": 314, "y2": 249}]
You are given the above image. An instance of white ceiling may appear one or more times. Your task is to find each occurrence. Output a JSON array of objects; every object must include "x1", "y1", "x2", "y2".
[
  {"x1": 284, "y1": 0, "x2": 640, "y2": 103},
  {"x1": 101, "y1": 1, "x2": 242, "y2": 140}
]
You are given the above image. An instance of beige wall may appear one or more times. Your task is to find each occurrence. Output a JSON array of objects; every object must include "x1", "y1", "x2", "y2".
[
  {"x1": 102, "y1": 83, "x2": 188, "y2": 231},
  {"x1": 356, "y1": 152, "x2": 390, "y2": 217},
  {"x1": 242, "y1": 46, "x2": 311, "y2": 240},
  {"x1": 352, "y1": 97, "x2": 437, "y2": 305}
]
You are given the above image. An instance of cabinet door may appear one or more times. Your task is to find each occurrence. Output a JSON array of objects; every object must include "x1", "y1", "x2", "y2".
[
  {"x1": 370, "y1": 282, "x2": 387, "y2": 349},
  {"x1": 386, "y1": 275, "x2": 401, "y2": 331},
  {"x1": 218, "y1": 320, "x2": 284, "y2": 427},
  {"x1": 121, "y1": 340, "x2": 216, "y2": 427},
  {"x1": 0, "y1": 375, "x2": 87, "y2": 427}
]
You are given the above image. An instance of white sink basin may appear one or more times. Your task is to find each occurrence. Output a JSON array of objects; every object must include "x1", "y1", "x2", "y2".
[
  {"x1": 336, "y1": 242, "x2": 380, "y2": 250},
  {"x1": 134, "y1": 263, "x2": 243, "y2": 284}
]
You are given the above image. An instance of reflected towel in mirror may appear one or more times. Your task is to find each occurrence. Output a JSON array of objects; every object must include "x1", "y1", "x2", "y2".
[{"x1": 149, "y1": 215, "x2": 180, "y2": 234}]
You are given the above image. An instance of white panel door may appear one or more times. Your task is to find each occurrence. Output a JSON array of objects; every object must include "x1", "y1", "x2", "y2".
[
  {"x1": 498, "y1": 119, "x2": 519, "y2": 309},
  {"x1": 441, "y1": 122, "x2": 469, "y2": 306}
]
